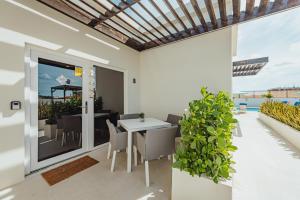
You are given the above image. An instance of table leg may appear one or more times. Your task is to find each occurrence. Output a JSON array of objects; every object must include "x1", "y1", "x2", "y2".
[{"x1": 127, "y1": 130, "x2": 132, "y2": 173}]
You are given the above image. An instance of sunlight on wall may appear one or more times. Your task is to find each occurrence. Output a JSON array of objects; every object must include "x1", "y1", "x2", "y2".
[
  {"x1": 85, "y1": 34, "x2": 120, "y2": 50},
  {"x1": 0, "y1": 195, "x2": 15, "y2": 200},
  {"x1": 4, "y1": 0, "x2": 79, "y2": 32},
  {"x1": 0, "y1": 69, "x2": 24, "y2": 86},
  {"x1": 0, "y1": 112, "x2": 24, "y2": 128},
  {"x1": 0, "y1": 188, "x2": 12, "y2": 198},
  {"x1": 0, "y1": 148, "x2": 24, "y2": 171},
  {"x1": 65, "y1": 49, "x2": 110, "y2": 65},
  {"x1": 0, "y1": 27, "x2": 63, "y2": 50}
]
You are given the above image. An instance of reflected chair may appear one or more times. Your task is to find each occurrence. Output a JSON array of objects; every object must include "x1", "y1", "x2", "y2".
[
  {"x1": 55, "y1": 118, "x2": 65, "y2": 146},
  {"x1": 61, "y1": 115, "x2": 81, "y2": 146},
  {"x1": 72, "y1": 116, "x2": 82, "y2": 146},
  {"x1": 106, "y1": 119, "x2": 127, "y2": 172},
  {"x1": 134, "y1": 126, "x2": 177, "y2": 187}
]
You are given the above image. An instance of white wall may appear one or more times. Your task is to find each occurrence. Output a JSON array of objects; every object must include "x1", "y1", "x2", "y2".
[
  {"x1": 0, "y1": 0, "x2": 140, "y2": 189},
  {"x1": 139, "y1": 28, "x2": 234, "y2": 120}
]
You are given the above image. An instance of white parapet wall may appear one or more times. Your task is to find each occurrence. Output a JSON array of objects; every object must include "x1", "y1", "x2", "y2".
[
  {"x1": 172, "y1": 168, "x2": 232, "y2": 200},
  {"x1": 259, "y1": 113, "x2": 300, "y2": 149}
]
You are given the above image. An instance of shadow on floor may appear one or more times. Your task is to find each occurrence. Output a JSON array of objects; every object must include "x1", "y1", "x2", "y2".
[
  {"x1": 233, "y1": 121, "x2": 243, "y2": 137},
  {"x1": 257, "y1": 118, "x2": 300, "y2": 160}
]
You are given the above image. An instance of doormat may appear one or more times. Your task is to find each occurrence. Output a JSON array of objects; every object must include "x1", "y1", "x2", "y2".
[{"x1": 41, "y1": 156, "x2": 99, "y2": 186}]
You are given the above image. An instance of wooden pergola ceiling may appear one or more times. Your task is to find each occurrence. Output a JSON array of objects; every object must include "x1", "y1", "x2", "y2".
[
  {"x1": 233, "y1": 57, "x2": 268, "y2": 77},
  {"x1": 37, "y1": 0, "x2": 300, "y2": 51}
]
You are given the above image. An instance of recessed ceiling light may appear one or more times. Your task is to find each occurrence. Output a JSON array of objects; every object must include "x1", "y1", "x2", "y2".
[
  {"x1": 65, "y1": 49, "x2": 109, "y2": 65},
  {"x1": 85, "y1": 34, "x2": 120, "y2": 50}
]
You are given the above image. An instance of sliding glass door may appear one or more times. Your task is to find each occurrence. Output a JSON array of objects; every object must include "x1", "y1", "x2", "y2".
[
  {"x1": 28, "y1": 48, "x2": 90, "y2": 171},
  {"x1": 93, "y1": 65, "x2": 124, "y2": 147}
]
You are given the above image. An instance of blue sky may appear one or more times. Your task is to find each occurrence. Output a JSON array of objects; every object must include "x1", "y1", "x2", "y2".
[
  {"x1": 233, "y1": 7, "x2": 300, "y2": 93},
  {"x1": 38, "y1": 64, "x2": 82, "y2": 97}
]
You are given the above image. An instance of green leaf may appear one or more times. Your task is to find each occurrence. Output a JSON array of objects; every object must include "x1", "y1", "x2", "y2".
[
  {"x1": 208, "y1": 136, "x2": 215, "y2": 142},
  {"x1": 190, "y1": 141, "x2": 197, "y2": 149},
  {"x1": 207, "y1": 126, "x2": 215, "y2": 134}
]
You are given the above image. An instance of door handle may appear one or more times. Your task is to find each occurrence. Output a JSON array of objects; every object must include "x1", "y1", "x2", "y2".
[{"x1": 85, "y1": 101, "x2": 88, "y2": 114}]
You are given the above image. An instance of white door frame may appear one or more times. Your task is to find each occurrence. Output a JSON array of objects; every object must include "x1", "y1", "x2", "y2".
[
  {"x1": 24, "y1": 44, "x2": 128, "y2": 173},
  {"x1": 91, "y1": 64, "x2": 127, "y2": 150}
]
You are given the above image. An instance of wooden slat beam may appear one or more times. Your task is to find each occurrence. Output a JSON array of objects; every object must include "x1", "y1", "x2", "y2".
[
  {"x1": 136, "y1": 1, "x2": 176, "y2": 40},
  {"x1": 287, "y1": 0, "x2": 300, "y2": 7},
  {"x1": 259, "y1": 0, "x2": 270, "y2": 15},
  {"x1": 82, "y1": 0, "x2": 148, "y2": 43},
  {"x1": 107, "y1": 0, "x2": 162, "y2": 44},
  {"x1": 218, "y1": 0, "x2": 228, "y2": 26},
  {"x1": 95, "y1": 0, "x2": 140, "y2": 23},
  {"x1": 93, "y1": 0, "x2": 157, "y2": 45},
  {"x1": 162, "y1": 0, "x2": 189, "y2": 34},
  {"x1": 147, "y1": 0, "x2": 181, "y2": 37},
  {"x1": 204, "y1": 0, "x2": 218, "y2": 28},
  {"x1": 65, "y1": 0, "x2": 135, "y2": 42},
  {"x1": 120, "y1": 0, "x2": 166, "y2": 43},
  {"x1": 246, "y1": 0, "x2": 255, "y2": 16},
  {"x1": 36, "y1": 0, "x2": 143, "y2": 50},
  {"x1": 190, "y1": 0, "x2": 208, "y2": 31},
  {"x1": 232, "y1": 0, "x2": 241, "y2": 22},
  {"x1": 176, "y1": 0, "x2": 198, "y2": 33},
  {"x1": 38, "y1": 0, "x2": 300, "y2": 51}
]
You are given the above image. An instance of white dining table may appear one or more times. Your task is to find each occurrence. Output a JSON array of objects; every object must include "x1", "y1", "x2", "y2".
[{"x1": 118, "y1": 118, "x2": 171, "y2": 173}]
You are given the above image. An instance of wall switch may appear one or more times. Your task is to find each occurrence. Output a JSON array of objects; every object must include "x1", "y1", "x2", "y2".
[{"x1": 10, "y1": 101, "x2": 21, "y2": 110}]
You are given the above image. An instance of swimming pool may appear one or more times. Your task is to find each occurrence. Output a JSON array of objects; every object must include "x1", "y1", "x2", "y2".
[
  {"x1": 246, "y1": 107, "x2": 260, "y2": 112},
  {"x1": 236, "y1": 107, "x2": 260, "y2": 112}
]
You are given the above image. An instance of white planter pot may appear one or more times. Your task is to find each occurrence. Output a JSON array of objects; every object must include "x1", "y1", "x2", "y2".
[
  {"x1": 172, "y1": 168, "x2": 232, "y2": 200},
  {"x1": 44, "y1": 124, "x2": 57, "y2": 139},
  {"x1": 38, "y1": 119, "x2": 46, "y2": 131},
  {"x1": 259, "y1": 112, "x2": 300, "y2": 149}
]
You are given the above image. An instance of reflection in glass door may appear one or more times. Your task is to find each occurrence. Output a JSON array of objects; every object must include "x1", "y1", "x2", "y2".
[
  {"x1": 93, "y1": 66, "x2": 124, "y2": 147},
  {"x1": 38, "y1": 58, "x2": 83, "y2": 161}
]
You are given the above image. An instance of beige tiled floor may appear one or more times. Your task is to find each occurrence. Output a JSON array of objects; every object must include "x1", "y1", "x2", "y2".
[
  {"x1": 4, "y1": 112, "x2": 300, "y2": 200},
  {"x1": 2, "y1": 148, "x2": 171, "y2": 200}
]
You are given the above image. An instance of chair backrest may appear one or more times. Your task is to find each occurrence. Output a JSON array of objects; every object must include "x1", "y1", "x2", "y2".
[
  {"x1": 119, "y1": 113, "x2": 140, "y2": 120},
  {"x1": 106, "y1": 119, "x2": 116, "y2": 145},
  {"x1": 61, "y1": 115, "x2": 82, "y2": 133},
  {"x1": 166, "y1": 114, "x2": 182, "y2": 137},
  {"x1": 144, "y1": 126, "x2": 177, "y2": 161},
  {"x1": 56, "y1": 118, "x2": 63, "y2": 129},
  {"x1": 166, "y1": 114, "x2": 182, "y2": 125}
]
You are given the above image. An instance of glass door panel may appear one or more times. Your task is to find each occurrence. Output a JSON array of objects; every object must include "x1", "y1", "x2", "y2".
[
  {"x1": 38, "y1": 58, "x2": 83, "y2": 161},
  {"x1": 93, "y1": 66, "x2": 124, "y2": 147}
]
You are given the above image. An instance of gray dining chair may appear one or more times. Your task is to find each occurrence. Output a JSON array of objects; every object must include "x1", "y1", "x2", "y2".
[
  {"x1": 134, "y1": 126, "x2": 177, "y2": 187},
  {"x1": 166, "y1": 114, "x2": 182, "y2": 137},
  {"x1": 106, "y1": 119, "x2": 127, "y2": 172}
]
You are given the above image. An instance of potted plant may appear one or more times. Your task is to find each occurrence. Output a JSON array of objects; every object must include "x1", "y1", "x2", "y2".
[
  {"x1": 172, "y1": 87, "x2": 237, "y2": 200},
  {"x1": 43, "y1": 103, "x2": 57, "y2": 139},
  {"x1": 139, "y1": 112, "x2": 145, "y2": 122},
  {"x1": 38, "y1": 102, "x2": 50, "y2": 134},
  {"x1": 263, "y1": 91, "x2": 273, "y2": 101}
]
